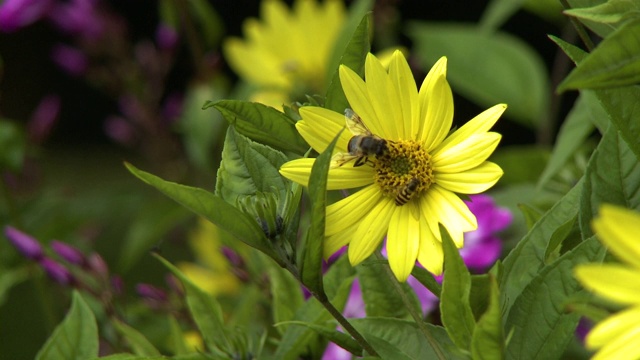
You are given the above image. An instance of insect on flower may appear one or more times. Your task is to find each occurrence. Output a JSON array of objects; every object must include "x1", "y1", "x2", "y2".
[{"x1": 332, "y1": 109, "x2": 388, "y2": 167}]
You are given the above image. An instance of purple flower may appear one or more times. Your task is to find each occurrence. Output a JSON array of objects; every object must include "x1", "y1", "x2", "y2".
[
  {"x1": 40, "y1": 257, "x2": 75, "y2": 285},
  {"x1": 47, "y1": 0, "x2": 103, "y2": 39},
  {"x1": 104, "y1": 115, "x2": 136, "y2": 146},
  {"x1": 51, "y1": 44, "x2": 88, "y2": 76},
  {"x1": 155, "y1": 23, "x2": 178, "y2": 51},
  {"x1": 136, "y1": 283, "x2": 168, "y2": 302},
  {"x1": 0, "y1": 0, "x2": 54, "y2": 32},
  {"x1": 27, "y1": 95, "x2": 61, "y2": 144},
  {"x1": 4, "y1": 226, "x2": 43, "y2": 260},
  {"x1": 87, "y1": 252, "x2": 109, "y2": 278},
  {"x1": 50, "y1": 240, "x2": 85, "y2": 265}
]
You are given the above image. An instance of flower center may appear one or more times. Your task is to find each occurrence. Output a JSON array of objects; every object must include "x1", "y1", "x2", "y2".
[{"x1": 373, "y1": 140, "x2": 434, "y2": 205}]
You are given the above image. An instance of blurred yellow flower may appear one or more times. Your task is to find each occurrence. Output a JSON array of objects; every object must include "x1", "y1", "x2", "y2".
[
  {"x1": 574, "y1": 204, "x2": 640, "y2": 360},
  {"x1": 178, "y1": 219, "x2": 240, "y2": 296},
  {"x1": 224, "y1": 0, "x2": 345, "y2": 108},
  {"x1": 279, "y1": 50, "x2": 505, "y2": 281}
]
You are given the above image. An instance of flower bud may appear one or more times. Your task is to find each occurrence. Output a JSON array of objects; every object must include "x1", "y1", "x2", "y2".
[
  {"x1": 4, "y1": 226, "x2": 43, "y2": 260},
  {"x1": 87, "y1": 252, "x2": 109, "y2": 279},
  {"x1": 40, "y1": 257, "x2": 75, "y2": 285},
  {"x1": 50, "y1": 240, "x2": 85, "y2": 265}
]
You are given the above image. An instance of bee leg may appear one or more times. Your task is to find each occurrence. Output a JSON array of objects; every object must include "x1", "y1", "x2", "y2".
[{"x1": 353, "y1": 157, "x2": 368, "y2": 167}]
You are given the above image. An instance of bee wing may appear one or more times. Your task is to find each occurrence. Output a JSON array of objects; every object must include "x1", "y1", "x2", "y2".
[
  {"x1": 345, "y1": 108, "x2": 373, "y2": 136},
  {"x1": 331, "y1": 152, "x2": 359, "y2": 168}
]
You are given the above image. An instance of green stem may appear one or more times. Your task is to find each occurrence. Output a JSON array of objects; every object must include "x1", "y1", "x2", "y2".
[
  {"x1": 375, "y1": 251, "x2": 446, "y2": 360},
  {"x1": 312, "y1": 291, "x2": 379, "y2": 357},
  {"x1": 560, "y1": 0, "x2": 595, "y2": 51}
]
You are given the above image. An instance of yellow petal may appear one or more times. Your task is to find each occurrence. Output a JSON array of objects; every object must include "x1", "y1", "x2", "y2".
[
  {"x1": 326, "y1": 185, "x2": 383, "y2": 236},
  {"x1": 388, "y1": 50, "x2": 419, "y2": 140},
  {"x1": 348, "y1": 197, "x2": 395, "y2": 265},
  {"x1": 224, "y1": 37, "x2": 287, "y2": 88},
  {"x1": 432, "y1": 132, "x2": 502, "y2": 173},
  {"x1": 364, "y1": 53, "x2": 403, "y2": 140},
  {"x1": 387, "y1": 203, "x2": 420, "y2": 282},
  {"x1": 593, "y1": 325, "x2": 640, "y2": 360},
  {"x1": 297, "y1": 107, "x2": 351, "y2": 153},
  {"x1": 427, "y1": 185, "x2": 478, "y2": 241},
  {"x1": 279, "y1": 158, "x2": 374, "y2": 189},
  {"x1": 436, "y1": 104, "x2": 507, "y2": 153},
  {"x1": 574, "y1": 264, "x2": 640, "y2": 305},
  {"x1": 325, "y1": 223, "x2": 357, "y2": 258},
  {"x1": 586, "y1": 306, "x2": 640, "y2": 352},
  {"x1": 416, "y1": 216, "x2": 444, "y2": 275},
  {"x1": 339, "y1": 65, "x2": 385, "y2": 136},
  {"x1": 419, "y1": 75, "x2": 454, "y2": 152},
  {"x1": 435, "y1": 162, "x2": 503, "y2": 194},
  {"x1": 417, "y1": 57, "x2": 451, "y2": 145},
  {"x1": 593, "y1": 204, "x2": 640, "y2": 269}
]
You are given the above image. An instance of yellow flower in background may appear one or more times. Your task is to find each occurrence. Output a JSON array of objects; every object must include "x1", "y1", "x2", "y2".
[
  {"x1": 279, "y1": 50, "x2": 506, "y2": 281},
  {"x1": 574, "y1": 205, "x2": 640, "y2": 360},
  {"x1": 224, "y1": 0, "x2": 345, "y2": 108},
  {"x1": 178, "y1": 219, "x2": 240, "y2": 296}
]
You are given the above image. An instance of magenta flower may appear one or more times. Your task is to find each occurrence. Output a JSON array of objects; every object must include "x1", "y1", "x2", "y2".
[
  {"x1": 50, "y1": 240, "x2": 85, "y2": 265},
  {"x1": 40, "y1": 257, "x2": 75, "y2": 285},
  {"x1": 47, "y1": 0, "x2": 103, "y2": 39},
  {"x1": 50, "y1": 44, "x2": 88, "y2": 77},
  {"x1": 0, "y1": 0, "x2": 54, "y2": 32},
  {"x1": 155, "y1": 23, "x2": 178, "y2": 51},
  {"x1": 4, "y1": 226, "x2": 43, "y2": 260},
  {"x1": 27, "y1": 94, "x2": 61, "y2": 144}
]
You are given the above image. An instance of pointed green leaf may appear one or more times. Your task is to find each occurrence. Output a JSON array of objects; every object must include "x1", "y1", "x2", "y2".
[
  {"x1": 500, "y1": 178, "x2": 583, "y2": 315},
  {"x1": 206, "y1": 100, "x2": 308, "y2": 154},
  {"x1": 266, "y1": 261, "x2": 304, "y2": 335},
  {"x1": 324, "y1": 13, "x2": 371, "y2": 113},
  {"x1": 440, "y1": 226, "x2": 475, "y2": 351},
  {"x1": 408, "y1": 23, "x2": 548, "y2": 127},
  {"x1": 410, "y1": 266, "x2": 441, "y2": 298},
  {"x1": 125, "y1": 163, "x2": 278, "y2": 261},
  {"x1": 93, "y1": 355, "x2": 166, "y2": 360},
  {"x1": 537, "y1": 93, "x2": 596, "y2": 188},
  {"x1": 579, "y1": 127, "x2": 640, "y2": 238},
  {"x1": 564, "y1": 0, "x2": 640, "y2": 25},
  {"x1": 566, "y1": 0, "x2": 616, "y2": 38},
  {"x1": 154, "y1": 255, "x2": 231, "y2": 355},
  {"x1": 281, "y1": 321, "x2": 363, "y2": 357},
  {"x1": 491, "y1": 146, "x2": 550, "y2": 185},
  {"x1": 112, "y1": 320, "x2": 161, "y2": 356},
  {"x1": 505, "y1": 236, "x2": 606, "y2": 359},
  {"x1": 167, "y1": 316, "x2": 190, "y2": 355},
  {"x1": 351, "y1": 317, "x2": 462, "y2": 359},
  {"x1": 517, "y1": 203, "x2": 543, "y2": 231},
  {"x1": 35, "y1": 291, "x2": 98, "y2": 360},
  {"x1": 479, "y1": 0, "x2": 527, "y2": 30},
  {"x1": 544, "y1": 214, "x2": 578, "y2": 263},
  {"x1": 548, "y1": 35, "x2": 589, "y2": 65},
  {"x1": 559, "y1": 19, "x2": 640, "y2": 91},
  {"x1": 301, "y1": 129, "x2": 344, "y2": 294},
  {"x1": 471, "y1": 275, "x2": 504, "y2": 360}
]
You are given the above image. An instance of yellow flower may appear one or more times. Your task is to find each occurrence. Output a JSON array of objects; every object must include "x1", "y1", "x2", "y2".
[
  {"x1": 574, "y1": 205, "x2": 640, "y2": 360},
  {"x1": 178, "y1": 219, "x2": 240, "y2": 296},
  {"x1": 279, "y1": 50, "x2": 506, "y2": 281},
  {"x1": 224, "y1": 0, "x2": 345, "y2": 108}
]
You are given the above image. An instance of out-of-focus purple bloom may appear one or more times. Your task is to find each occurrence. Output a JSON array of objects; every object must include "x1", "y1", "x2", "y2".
[
  {"x1": 0, "y1": 0, "x2": 54, "y2": 32},
  {"x1": 459, "y1": 194, "x2": 512, "y2": 270},
  {"x1": 40, "y1": 257, "x2": 75, "y2": 285},
  {"x1": 27, "y1": 95, "x2": 60, "y2": 144},
  {"x1": 50, "y1": 240, "x2": 85, "y2": 265},
  {"x1": 136, "y1": 283, "x2": 168, "y2": 302},
  {"x1": 87, "y1": 252, "x2": 109, "y2": 278},
  {"x1": 111, "y1": 275, "x2": 124, "y2": 296},
  {"x1": 47, "y1": 0, "x2": 103, "y2": 39},
  {"x1": 575, "y1": 317, "x2": 592, "y2": 344},
  {"x1": 51, "y1": 44, "x2": 88, "y2": 77},
  {"x1": 4, "y1": 226, "x2": 43, "y2": 260},
  {"x1": 104, "y1": 115, "x2": 136, "y2": 146},
  {"x1": 155, "y1": 23, "x2": 178, "y2": 51},
  {"x1": 161, "y1": 93, "x2": 183, "y2": 124},
  {"x1": 322, "y1": 279, "x2": 365, "y2": 360}
]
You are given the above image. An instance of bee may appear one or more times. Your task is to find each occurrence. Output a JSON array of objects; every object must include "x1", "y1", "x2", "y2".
[
  {"x1": 332, "y1": 109, "x2": 387, "y2": 167},
  {"x1": 395, "y1": 177, "x2": 420, "y2": 206}
]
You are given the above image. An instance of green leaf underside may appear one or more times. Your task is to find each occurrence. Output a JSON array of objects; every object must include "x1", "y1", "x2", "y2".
[
  {"x1": 357, "y1": 260, "x2": 420, "y2": 319},
  {"x1": 579, "y1": 127, "x2": 640, "y2": 238},
  {"x1": 408, "y1": 22, "x2": 548, "y2": 127},
  {"x1": 266, "y1": 260, "x2": 305, "y2": 335},
  {"x1": 36, "y1": 291, "x2": 98, "y2": 360},
  {"x1": 558, "y1": 18, "x2": 640, "y2": 91},
  {"x1": 564, "y1": 0, "x2": 640, "y2": 25},
  {"x1": 440, "y1": 226, "x2": 475, "y2": 351},
  {"x1": 125, "y1": 163, "x2": 278, "y2": 261},
  {"x1": 324, "y1": 12, "x2": 371, "y2": 113},
  {"x1": 206, "y1": 100, "x2": 308, "y2": 154},
  {"x1": 505, "y1": 236, "x2": 606, "y2": 359}
]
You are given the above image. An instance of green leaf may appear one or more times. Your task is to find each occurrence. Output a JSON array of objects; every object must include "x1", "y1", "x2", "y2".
[
  {"x1": 564, "y1": 0, "x2": 640, "y2": 25},
  {"x1": 281, "y1": 321, "x2": 363, "y2": 357},
  {"x1": 357, "y1": 259, "x2": 420, "y2": 319},
  {"x1": 500, "y1": 178, "x2": 583, "y2": 315},
  {"x1": 440, "y1": 226, "x2": 475, "y2": 351},
  {"x1": 0, "y1": 119, "x2": 26, "y2": 172},
  {"x1": 517, "y1": 203, "x2": 543, "y2": 231},
  {"x1": 301, "y1": 130, "x2": 344, "y2": 294},
  {"x1": 36, "y1": 291, "x2": 98, "y2": 360},
  {"x1": 112, "y1": 320, "x2": 161, "y2": 356},
  {"x1": 471, "y1": 275, "x2": 504, "y2": 360},
  {"x1": 125, "y1": 163, "x2": 278, "y2": 262},
  {"x1": 544, "y1": 214, "x2": 578, "y2": 263},
  {"x1": 187, "y1": 0, "x2": 223, "y2": 48},
  {"x1": 505, "y1": 236, "x2": 606, "y2": 359},
  {"x1": 167, "y1": 316, "x2": 190, "y2": 355},
  {"x1": 479, "y1": 0, "x2": 527, "y2": 30},
  {"x1": 558, "y1": 18, "x2": 640, "y2": 91},
  {"x1": 407, "y1": 23, "x2": 548, "y2": 127},
  {"x1": 177, "y1": 82, "x2": 227, "y2": 170},
  {"x1": 491, "y1": 146, "x2": 550, "y2": 185},
  {"x1": 154, "y1": 255, "x2": 231, "y2": 356},
  {"x1": 579, "y1": 127, "x2": 640, "y2": 238},
  {"x1": 351, "y1": 317, "x2": 462, "y2": 359},
  {"x1": 410, "y1": 266, "x2": 441, "y2": 298},
  {"x1": 215, "y1": 126, "x2": 288, "y2": 202},
  {"x1": 206, "y1": 100, "x2": 308, "y2": 154},
  {"x1": 266, "y1": 261, "x2": 305, "y2": 335},
  {"x1": 92, "y1": 355, "x2": 166, "y2": 360},
  {"x1": 537, "y1": 93, "x2": 596, "y2": 188},
  {"x1": 548, "y1": 35, "x2": 589, "y2": 64},
  {"x1": 566, "y1": 0, "x2": 615, "y2": 38},
  {"x1": 324, "y1": 13, "x2": 371, "y2": 113},
  {"x1": 0, "y1": 267, "x2": 27, "y2": 307}
]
